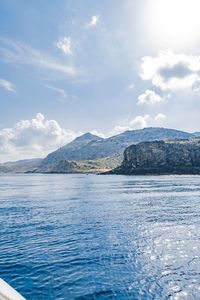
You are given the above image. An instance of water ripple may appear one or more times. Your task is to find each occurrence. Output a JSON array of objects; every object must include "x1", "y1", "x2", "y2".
[{"x1": 0, "y1": 174, "x2": 200, "y2": 299}]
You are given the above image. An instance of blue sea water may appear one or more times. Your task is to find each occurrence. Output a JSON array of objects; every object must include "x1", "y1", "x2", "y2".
[{"x1": 0, "y1": 174, "x2": 200, "y2": 300}]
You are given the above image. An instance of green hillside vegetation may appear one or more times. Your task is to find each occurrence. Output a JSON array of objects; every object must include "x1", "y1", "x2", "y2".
[{"x1": 76, "y1": 155, "x2": 122, "y2": 173}]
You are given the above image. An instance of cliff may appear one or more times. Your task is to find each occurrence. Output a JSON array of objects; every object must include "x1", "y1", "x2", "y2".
[{"x1": 110, "y1": 140, "x2": 200, "y2": 175}]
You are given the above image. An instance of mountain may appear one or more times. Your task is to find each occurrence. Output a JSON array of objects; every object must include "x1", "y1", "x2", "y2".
[
  {"x1": 37, "y1": 133, "x2": 104, "y2": 172},
  {"x1": 1, "y1": 127, "x2": 198, "y2": 174},
  {"x1": 109, "y1": 139, "x2": 200, "y2": 175},
  {"x1": 0, "y1": 158, "x2": 42, "y2": 173},
  {"x1": 36, "y1": 127, "x2": 193, "y2": 173}
]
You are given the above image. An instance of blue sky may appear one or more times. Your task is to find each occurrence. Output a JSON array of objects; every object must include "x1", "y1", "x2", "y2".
[{"x1": 1, "y1": 0, "x2": 200, "y2": 161}]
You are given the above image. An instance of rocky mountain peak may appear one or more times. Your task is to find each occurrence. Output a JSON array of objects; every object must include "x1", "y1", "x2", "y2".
[{"x1": 74, "y1": 132, "x2": 103, "y2": 142}]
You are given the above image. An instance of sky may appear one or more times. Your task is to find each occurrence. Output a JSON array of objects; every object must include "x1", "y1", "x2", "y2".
[{"x1": 1, "y1": 0, "x2": 200, "y2": 162}]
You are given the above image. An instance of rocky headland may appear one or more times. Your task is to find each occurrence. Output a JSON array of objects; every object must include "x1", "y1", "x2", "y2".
[{"x1": 109, "y1": 139, "x2": 200, "y2": 175}]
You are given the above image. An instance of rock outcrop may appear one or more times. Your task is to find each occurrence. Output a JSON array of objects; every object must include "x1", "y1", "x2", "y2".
[{"x1": 110, "y1": 140, "x2": 200, "y2": 175}]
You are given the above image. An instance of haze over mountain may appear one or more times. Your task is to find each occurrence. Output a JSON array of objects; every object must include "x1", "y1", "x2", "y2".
[{"x1": 0, "y1": 159, "x2": 42, "y2": 173}]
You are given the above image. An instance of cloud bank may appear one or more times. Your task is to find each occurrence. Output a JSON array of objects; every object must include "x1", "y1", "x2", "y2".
[{"x1": 0, "y1": 113, "x2": 76, "y2": 162}]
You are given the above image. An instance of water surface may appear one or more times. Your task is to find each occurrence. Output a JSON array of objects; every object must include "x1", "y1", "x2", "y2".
[{"x1": 0, "y1": 174, "x2": 200, "y2": 299}]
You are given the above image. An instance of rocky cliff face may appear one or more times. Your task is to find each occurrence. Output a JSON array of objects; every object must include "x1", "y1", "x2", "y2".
[{"x1": 111, "y1": 140, "x2": 200, "y2": 175}]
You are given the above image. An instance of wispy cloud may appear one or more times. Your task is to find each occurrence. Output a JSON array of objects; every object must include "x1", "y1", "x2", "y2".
[
  {"x1": 46, "y1": 84, "x2": 77, "y2": 102},
  {"x1": 46, "y1": 84, "x2": 67, "y2": 98},
  {"x1": 56, "y1": 37, "x2": 72, "y2": 55},
  {"x1": 0, "y1": 38, "x2": 78, "y2": 77},
  {"x1": 87, "y1": 15, "x2": 99, "y2": 28},
  {"x1": 0, "y1": 78, "x2": 15, "y2": 92},
  {"x1": 127, "y1": 83, "x2": 135, "y2": 90}
]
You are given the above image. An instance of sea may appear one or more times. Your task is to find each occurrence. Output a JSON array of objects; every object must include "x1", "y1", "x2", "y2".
[{"x1": 0, "y1": 174, "x2": 200, "y2": 300}]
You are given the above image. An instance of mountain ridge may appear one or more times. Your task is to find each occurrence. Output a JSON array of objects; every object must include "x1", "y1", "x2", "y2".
[
  {"x1": 36, "y1": 127, "x2": 194, "y2": 173},
  {"x1": 0, "y1": 127, "x2": 199, "y2": 173}
]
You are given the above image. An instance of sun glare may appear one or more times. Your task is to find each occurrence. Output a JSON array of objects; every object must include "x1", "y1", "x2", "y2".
[{"x1": 146, "y1": 0, "x2": 200, "y2": 49}]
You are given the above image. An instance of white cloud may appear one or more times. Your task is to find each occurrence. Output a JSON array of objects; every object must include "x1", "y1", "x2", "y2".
[
  {"x1": 140, "y1": 50, "x2": 200, "y2": 91},
  {"x1": 46, "y1": 84, "x2": 67, "y2": 99},
  {"x1": 110, "y1": 115, "x2": 150, "y2": 135},
  {"x1": 0, "y1": 113, "x2": 76, "y2": 162},
  {"x1": 46, "y1": 84, "x2": 77, "y2": 102},
  {"x1": 110, "y1": 114, "x2": 167, "y2": 136},
  {"x1": 154, "y1": 113, "x2": 167, "y2": 123},
  {"x1": 90, "y1": 130, "x2": 106, "y2": 138},
  {"x1": 56, "y1": 37, "x2": 72, "y2": 55},
  {"x1": 0, "y1": 112, "x2": 168, "y2": 162},
  {"x1": 0, "y1": 38, "x2": 78, "y2": 77},
  {"x1": 0, "y1": 78, "x2": 15, "y2": 92},
  {"x1": 87, "y1": 15, "x2": 99, "y2": 27},
  {"x1": 110, "y1": 124, "x2": 130, "y2": 135},
  {"x1": 138, "y1": 89, "x2": 165, "y2": 105},
  {"x1": 129, "y1": 115, "x2": 150, "y2": 129},
  {"x1": 127, "y1": 83, "x2": 135, "y2": 90}
]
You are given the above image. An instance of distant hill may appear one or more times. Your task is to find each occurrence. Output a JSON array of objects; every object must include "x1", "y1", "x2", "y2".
[
  {"x1": 36, "y1": 132, "x2": 104, "y2": 172},
  {"x1": 0, "y1": 158, "x2": 42, "y2": 173},
  {"x1": 36, "y1": 127, "x2": 193, "y2": 173}
]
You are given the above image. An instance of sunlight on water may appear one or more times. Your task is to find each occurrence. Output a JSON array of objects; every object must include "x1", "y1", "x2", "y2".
[{"x1": 0, "y1": 174, "x2": 200, "y2": 299}]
